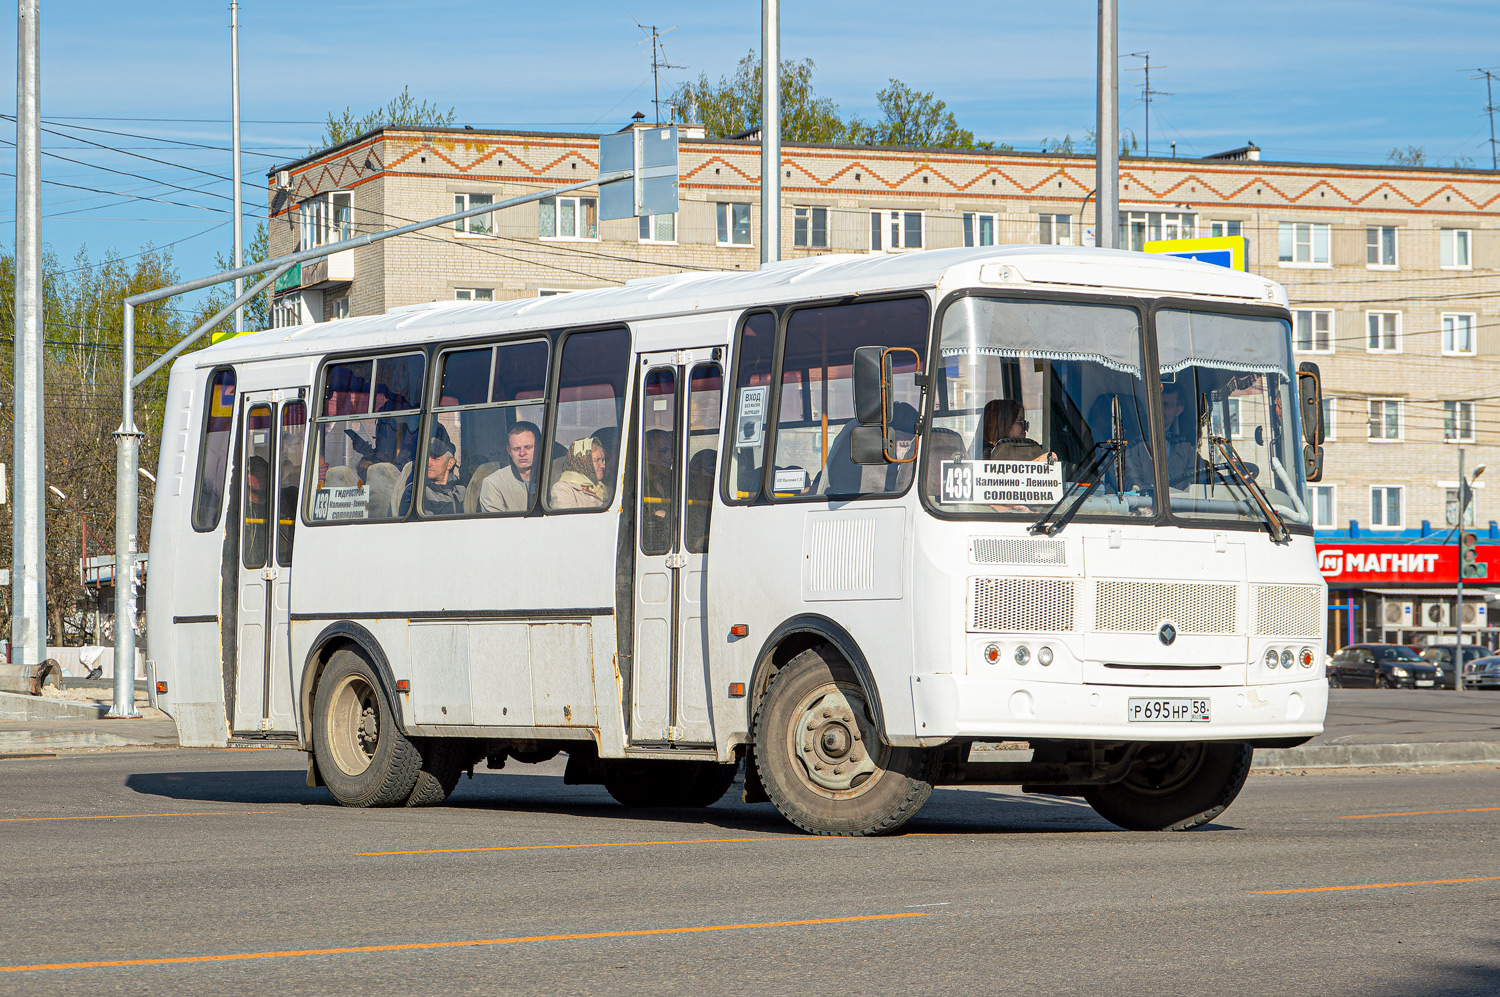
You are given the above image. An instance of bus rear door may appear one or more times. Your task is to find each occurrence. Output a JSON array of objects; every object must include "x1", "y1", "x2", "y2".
[
  {"x1": 630, "y1": 351, "x2": 724, "y2": 746},
  {"x1": 231, "y1": 390, "x2": 307, "y2": 735}
]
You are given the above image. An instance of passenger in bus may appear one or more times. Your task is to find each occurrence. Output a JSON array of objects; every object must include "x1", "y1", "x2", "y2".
[
  {"x1": 399, "y1": 436, "x2": 465, "y2": 516},
  {"x1": 477, "y1": 421, "x2": 541, "y2": 514},
  {"x1": 550, "y1": 435, "x2": 610, "y2": 509},
  {"x1": 982, "y1": 398, "x2": 1047, "y2": 462},
  {"x1": 642, "y1": 429, "x2": 675, "y2": 549}
]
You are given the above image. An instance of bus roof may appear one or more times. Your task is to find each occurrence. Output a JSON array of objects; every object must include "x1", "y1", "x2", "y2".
[{"x1": 190, "y1": 245, "x2": 1287, "y2": 369}]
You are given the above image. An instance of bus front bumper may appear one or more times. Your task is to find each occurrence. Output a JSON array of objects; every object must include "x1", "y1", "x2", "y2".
[{"x1": 908, "y1": 673, "x2": 1327, "y2": 743}]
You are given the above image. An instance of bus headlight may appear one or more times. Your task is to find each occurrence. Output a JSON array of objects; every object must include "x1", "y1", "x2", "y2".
[
  {"x1": 1014, "y1": 645, "x2": 1031, "y2": 665},
  {"x1": 1037, "y1": 646, "x2": 1054, "y2": 667},
  {"x1": 1264, "y1": 648, "x2": 1280, "y2": 669},
  {"x1": 1299, "y1": 648, "x2": 1315, "y2": 668},
  {"x1": 1280, "y1": 649, "x2": 1295, "y2": 669}
]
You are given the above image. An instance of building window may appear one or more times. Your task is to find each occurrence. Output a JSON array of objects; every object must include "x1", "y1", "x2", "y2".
[
  {"x1": 1446, "y1": 487, "x2": 1478, "y2": 527},
  {"x1": 639, "y1": 212, "x2": 677, "y2": 243},
  {"x1": 716, "y1": 202, "x2": 752, "y2": 246},
  {"x1": 1277, "y1": 222, "x2": 1330, "y2": 265},
  {"x1": 1293, "y1": 309, "x2": 1333, "y2": 353},
  {"x1": 537, "y1": 288, "x2": 576, "y2": 297},
  {"x1": 331, "y1": 297, "x2": 349, "y2": 320},
  {"x1": 1226, "y1": 397, "x2": 1243, "y2": 438},
  {"x1": 1445, "y1": 400, "x2": 1475, "y2": 442},
  {"x1": 1321, "y1": 396, "x2": 1337, "y2": 441},
  {"x1": 454, "y1": 288, "x2": 494, "y2": 302},
  {"x1": 299, "y1": 191, "x2": 353, "y2": 250},
  {"x1": 793, "y1": 206, "x2": 828, "y2": 248},
  {"x1": 1209, "y1": 220, "x2": 1242, "y2": 238},
  {"x1": 1036, "y1": 213, "x2": 1070, "y2": 245},
  {"x1": 273, "y1": 295, "x2": 300, "y2": 329},
  {"x1": 966, "y1": 212, "x2": 1000, "y2": 247},
  {"x1": 453, "y1": 193, "x2": 494, "y2": 237},
  {"x1": 539, "y1": 196, "x2": 598, "y2": 240},
  {"x1": 870, "y1": 210, "x2": 923, "y2": 251},
  {"x1": 1366, "y1": 311, "x2": 1401, "y2": 353},
  {"x1": 1121, "y1": 210, "x2": 1195, "y2": 251},
  {"x1": 1370, "y1": 486, "x2": 1403, "y2": 529},
  {"x1": 1365, "y1": 226, "x2": 1398, "y2": 268},
  {"x1": 1443, "y1": 313, "x2": 1476, "y2": 355},
  {"x1": 1368, "y1": 398, "x2": 1403, "y2": 441},
  {"x1": 1310, "y1": 484, "x2": 1337, "y2": 529},
  {"x1": 1440, "y1": 228, "x2": 1472, "y2": 269}
]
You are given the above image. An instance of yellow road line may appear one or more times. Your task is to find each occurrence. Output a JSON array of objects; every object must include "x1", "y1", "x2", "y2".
[
  {"x1": 0, "y1": 912, "x2": 930, "y2": 974},
  {"x1": 359, "y1": 836, "x2": 799, "y2": 856},
  {"x1": 1339, "y1": 807, "x2": 1500, "y2": 819},
  {"x1": 1254, "y1": 875, "x2": 1500, "y2": 895},
  {"x1": 0, "y1": 810, "x2": 279, "y2": 823}
]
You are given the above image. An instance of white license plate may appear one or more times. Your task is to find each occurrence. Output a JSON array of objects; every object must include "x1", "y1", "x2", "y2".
[
  {"x1": 1416, "y1": 679, "x2": 1434, "y2": 687},
  {"x1": 1127, "y1": 698, "x2": 1211, "y2": 722}
]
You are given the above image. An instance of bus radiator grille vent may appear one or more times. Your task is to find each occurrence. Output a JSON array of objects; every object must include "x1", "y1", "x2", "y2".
[
  {"x1": 1094, "y1": 581, "x2": 1237, "y2": 635},
  {"x1": 1253, "y1": 584, "x2": 1324, "y2": 637},
  {"x1": 970, "y1": 537, "x2": 1067, "y2": 566},
  {"x1": 969, "y1": 578, "x2": 1075, "y2": 632}
]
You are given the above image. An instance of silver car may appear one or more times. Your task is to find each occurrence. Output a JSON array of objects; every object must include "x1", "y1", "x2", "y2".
[{"x1": 1463, "y1": 656, "x2": 1500, "y2": 690}]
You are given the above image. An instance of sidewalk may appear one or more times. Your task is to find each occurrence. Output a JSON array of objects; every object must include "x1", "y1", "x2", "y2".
[{"x1": 0, "y1": 690, "x2": 179, "y2": 755}]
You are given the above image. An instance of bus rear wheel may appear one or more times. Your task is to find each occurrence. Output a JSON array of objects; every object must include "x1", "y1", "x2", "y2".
[
  {"x1": 1081, "y1": 741, "x2": 1253, "y2": 831},
  {"x1": 601, "y1": 759, "x2": 739, "y2": 808},
  {"x1": 313, "y1": 650, "x2": 421, "y2": 808},
  {"x1": 752, "y1": 646, "x2": 934, "y2": 836}
]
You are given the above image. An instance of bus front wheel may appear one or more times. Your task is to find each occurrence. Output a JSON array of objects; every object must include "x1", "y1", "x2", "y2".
[
  {"x1": 1081, "y1": 741, "x2": 1253, "y2": 831},
  {"x1": 312, "y1": 649, "x2": 421, "y2": 807},
  {"x1": 752, "y1": 646, "x2": 935, "y2": 836}
]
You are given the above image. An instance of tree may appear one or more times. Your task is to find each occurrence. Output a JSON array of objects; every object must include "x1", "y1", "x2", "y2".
[
  {"x1": 189, "y1": 222, "x2": 271, "y2": 333},
  {"x1": 847, "y1": 80, "x2": 1007, "y2": 151},
  {"x1": 314, "y1": 85, "x2": 457, "y2": 152},
  {"x1": 1387, "y1": 145, "x2": 1427, "y2": 167}
]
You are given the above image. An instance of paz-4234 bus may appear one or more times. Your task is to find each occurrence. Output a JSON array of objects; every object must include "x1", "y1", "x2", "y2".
[{"x1": 147, "y1": 246, "x2": 1328, "y2": 835}]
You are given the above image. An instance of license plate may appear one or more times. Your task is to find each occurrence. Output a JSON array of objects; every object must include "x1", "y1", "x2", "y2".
[
  {"x1": 1416, "y1": 679, "x2": 1434, "y2": 687},
  {"x1": 1127, "y1": 698, "x2": 1211, "y2": 722}
]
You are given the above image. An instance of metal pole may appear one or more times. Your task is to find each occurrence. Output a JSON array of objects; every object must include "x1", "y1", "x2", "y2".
[
  {"x1": 760, "y1": 0, "x2": 781, "y2": 265},
  {"x1": 11, "y1": 0, "x2": 45, "y2": 670},
  {"x1": 1095, "y1": 0, "x2": 1119, "y2": 249},
  {"x1": 1456, "y1": 448, "x2": 1467, "y2": 692},
  {"x1": 108, "y1": 302, "x2": 141, "y2": 718},
  {"x1": 230, "y1": 1, "x2": 244, "y2": 334}
]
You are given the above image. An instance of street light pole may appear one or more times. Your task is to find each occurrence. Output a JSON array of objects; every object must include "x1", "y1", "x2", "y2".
[
  {"x1": 760, "y1": 0, "x2": 781, "y2": 265},
  {"x1": 1095, "y1": 0, "x2": 1119, "y2": 249},
  {"x1": 230, "y1": 1, "x2": 244, "y2": 334}
]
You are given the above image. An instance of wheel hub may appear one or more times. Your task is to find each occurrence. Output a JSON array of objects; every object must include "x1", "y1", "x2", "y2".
[{"x1": 793, "y1": 687, "x2": 880, "y2": 794}]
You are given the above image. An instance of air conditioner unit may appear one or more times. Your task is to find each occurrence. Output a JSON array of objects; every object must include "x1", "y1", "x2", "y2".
[
  {"x1": 1462, "y1": 602, "x2": 1487, "y2": 627},
  {"x1": 275, "y1": 170, "x2": 293, "y2": 190},
  {"x1": 1383, "y1": 601, "x2": 1413, "y2": 626},
  {"x1": 1423, "y1": 602, "x2": 1451, "y2": 628}
]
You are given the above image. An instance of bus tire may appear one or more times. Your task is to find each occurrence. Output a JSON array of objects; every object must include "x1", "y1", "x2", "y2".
[
  {"x1": 312, "y1": 649, "x2": 421, "y2": 808},
  {"x1": 405, "y1": 738, "x2": 479, "y2": 807},
  {"x1": 601, "y1": 759, "x2": 737, "y2": 808},
  {"x1": 753, "y1": 646, "x2": 934, "y2": 836},
  {"x1": 1081, "y1": 741, "x2": 1253, "y2": 831}
]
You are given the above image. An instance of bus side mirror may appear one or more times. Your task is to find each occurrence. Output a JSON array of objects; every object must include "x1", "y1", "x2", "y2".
[
  {"x1": 850, "y1": 346, "x2": 922, "y2": 465},
  {"x1": 852, "y1": 346, "x2": 887, "y2": 427},
  {"x1": 1304, "y1": 442, "x2": 1324, "y2": 482},
  {"x1": 1297, "y1": 361, "x2": 1324, "y2": 448}
]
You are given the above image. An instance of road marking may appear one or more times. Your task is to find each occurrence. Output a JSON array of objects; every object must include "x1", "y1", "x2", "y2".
[
  {"x1": 358, "y1": 836, "x2": 802, "y2": 856},
  {"x1": 0, "y1": 912, "x2": 930, "y2": 974},
  {"x1": 0, "y1": 810, "x2": 279, "y2": 823},
  {"x1": 1254, "y1": 875, "x2": 1500, "y2": 895},
  {"x1": 1339, "y1": 807, "x2": 1500, "y2": 819}
]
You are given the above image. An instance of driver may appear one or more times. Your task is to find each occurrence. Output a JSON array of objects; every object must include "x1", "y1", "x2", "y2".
[{"x1": 1160, "y1": 381, "x2": 1204, "y2": 489}]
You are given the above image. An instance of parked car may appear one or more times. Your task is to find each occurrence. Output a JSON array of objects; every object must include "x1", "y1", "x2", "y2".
[
  {"x1": 1462, "y1": 655, "x2": 1500, "y2": 690},
  {"x1": 1328, "y1": 644, "x2": 1441, "y2": 688},
  {"x1": 1418, "y1": 644, "x2": 1492, "y2": 690}
]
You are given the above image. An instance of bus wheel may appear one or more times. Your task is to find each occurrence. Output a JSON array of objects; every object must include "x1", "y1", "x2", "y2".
[
  {"x1": 406, "y1": 738, "x2": 481, "y2": 807},
  {"x1": 601, "y1": 759, "x2": 738, "y2": 808},
  {"x1": 313, "y1": 650, "x2": 421, "y2": 807},
  {"x1": 1082, "y1": 741, "x2": 1253, "y2": 831},
  {"x1": 753, "y1": 647, "x2": 934, "y2": 836}
]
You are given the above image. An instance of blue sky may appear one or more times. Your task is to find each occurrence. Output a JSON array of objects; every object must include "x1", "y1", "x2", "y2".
[{"x1": 1, "y1": 0, "x2": 1497, "y2": 285}]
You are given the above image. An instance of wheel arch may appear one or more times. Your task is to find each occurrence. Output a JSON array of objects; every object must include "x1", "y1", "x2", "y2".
[
  {"x1": 298, "y1": 621, "x2": 405, "y2": 746},
  {"x1": 747, "y1": 615, "x2": 888, "y2": 742}
]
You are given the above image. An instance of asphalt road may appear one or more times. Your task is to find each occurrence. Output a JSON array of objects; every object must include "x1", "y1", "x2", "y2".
[{"x1": 2, "y1": 748, "x2": 1498, "y2": 996}]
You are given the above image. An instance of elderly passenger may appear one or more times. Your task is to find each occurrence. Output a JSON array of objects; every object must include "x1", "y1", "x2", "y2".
[
  {"x1": 400, "y1": 436, "x2": 464, "y2": 516},
  {"x1": 550, "y1": 436, "x2": 610, "y2": 509}
]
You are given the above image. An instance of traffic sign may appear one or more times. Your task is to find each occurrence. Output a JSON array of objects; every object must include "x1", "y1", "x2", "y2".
[
  {"x1": 599, "y1": 124, "x2": 679, "y2": 221},
  {"x1": 1142, "y1": 235, "x2": 1249, "y2": 272}
]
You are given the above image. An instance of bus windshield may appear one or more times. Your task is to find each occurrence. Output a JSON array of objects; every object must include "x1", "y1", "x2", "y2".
[
  {"x1": 925, "y1": 296, "x2": 1156, "y2": 520},
  {"x1": 1155, "y1": 309, "x2": 1310, "y2": 529}
]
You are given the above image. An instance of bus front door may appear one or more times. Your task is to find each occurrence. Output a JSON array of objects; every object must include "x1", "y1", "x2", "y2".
[
  {"x1": 629, "y1": 352, "x2": 724, "y2": 746},
  {"x1": 231, "y1": 391, "x2": 308, "y2": 735}
]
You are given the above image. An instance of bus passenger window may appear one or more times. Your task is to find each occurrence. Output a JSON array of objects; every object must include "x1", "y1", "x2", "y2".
[
  {"x1": 684, "y1": 362, "x2": 722, "y2": 553},
  {"x1": 726, "y1": 312, "x2": 775, "y2": 502},
  {"x1": 276, "y1": 401, "x2": 306, "y2": 565},
  {"x1": 545, "y1": 328, "x2": 631, "y2": 513},
  {"x1": 190, "y1": 368, "x2": 236, "y2": 531},
  {"x1": 772, "y1": 297, "x2": 928, "y2": 500},
  {"x1": 640, "y1": 368, "x2": 677, "y2": 555},
  {"x1": 242, "y1": 405, "x2": 274, "y2": 569},
  {"x1": 308, "y1": 352, "x2": 425, "y2": 523}
]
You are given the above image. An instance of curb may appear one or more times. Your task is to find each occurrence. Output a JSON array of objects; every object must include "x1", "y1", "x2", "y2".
[
  {"x1": 0, "y1": 691, "x2": 106, "y2": 722},
  {"x1": 1252, "y1": 740, "x2": 1500, "y2": 771},
  {"x1": 0, "y1": 729, "x2": 162, "y2": 752}
]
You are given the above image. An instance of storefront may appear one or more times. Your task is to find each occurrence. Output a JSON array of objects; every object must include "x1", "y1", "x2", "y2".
[{"x1": 1316, "y1": 542, "x2": 1499, "y2": 651}]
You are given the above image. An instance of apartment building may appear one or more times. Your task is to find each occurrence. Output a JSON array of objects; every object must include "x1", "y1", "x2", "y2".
[{"x1": 266, "y1": 126, "x2": 1500, "y2": 556}]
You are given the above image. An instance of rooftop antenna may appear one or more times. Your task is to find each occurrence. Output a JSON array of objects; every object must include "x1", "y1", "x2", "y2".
[
  {"x1": 1126, "y1": 52, "x2": 1172, "y2": 158},
  {"x1": 1465, "y1": 67, "x2": 1500, "y2": 170},
  {"x1": 630, "y1": 15, "x2": 684, "y2": 124}
]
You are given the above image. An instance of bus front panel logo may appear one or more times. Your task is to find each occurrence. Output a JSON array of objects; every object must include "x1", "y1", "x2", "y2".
[{"x1": 1159, "y1": 623, "x2": 1177, "y2": 646}]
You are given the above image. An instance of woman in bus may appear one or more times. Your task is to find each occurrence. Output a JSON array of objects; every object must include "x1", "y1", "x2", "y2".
[
  {"x1": 983, "y1": 398, "x2": 1047, "y2": 462},
  {"x1": 550, "y1": 436, "x2": 611, "y2": 509}
]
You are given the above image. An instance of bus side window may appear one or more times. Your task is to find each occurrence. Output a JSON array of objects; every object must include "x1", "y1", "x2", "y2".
[
  {"x1": 190, "y1": 367, "x2": 236, "y2": 531},
  {"x1": 276, "y1": 401, "x2": 306, "y2": 565},
  {"x1": 684, "y1": 362, "x2": 723, "y2": 553},
  {"x1": 544, "y1": 328, "x2": 631, "y2": 513},
  {"x1": 725, "y1": 312, "x2": 775, "y2": 503},
  {"x1": 307, "y1": 353, "x2": 425, "y2": 523}
]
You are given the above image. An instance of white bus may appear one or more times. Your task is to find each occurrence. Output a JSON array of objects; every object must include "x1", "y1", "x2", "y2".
[{"x1": 147, "y1": 246, "x2": 1328, "y2": 835}]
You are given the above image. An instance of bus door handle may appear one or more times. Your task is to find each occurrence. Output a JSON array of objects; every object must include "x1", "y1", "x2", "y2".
[
  {"x1": 664, "y1": 553, "x2": 687, "y2": 570},
  {"x1": 261, "y1": 567, "x2": 280, "y2": 581}
]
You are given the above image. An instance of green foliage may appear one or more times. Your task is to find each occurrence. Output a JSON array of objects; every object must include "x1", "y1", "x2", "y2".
[
  {"x1": 190, "y1": 223, "x2": 271, "y2": 332},
  {"x1": 847, "y1": 80, "x2": 1009, "y2": 151},
  {"x1": 1387, "y1": 145, "x2": 1427, "y2": 167},
  {"x1": 314, "y1": 85, "x2": 457, "y2": 152}
]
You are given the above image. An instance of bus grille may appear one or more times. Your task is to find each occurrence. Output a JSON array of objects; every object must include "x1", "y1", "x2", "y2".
[
  {"x1": 1252, "y1": 584, "x2": 1324, "y2": 637},
  {"x1": 970, "y1": 537, "x2": 1067, "y2": 566},
  {"x1": 1094, "y1": 581, "x2": 1238, "y2": 635},
  {"x1": 969, "y1": 578, "x2": 1075, "y2": 632}
]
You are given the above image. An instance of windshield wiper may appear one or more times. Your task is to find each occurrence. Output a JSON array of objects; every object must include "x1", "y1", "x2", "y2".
[
  {"x1": 1029, "y1": 437, "x2": 1127, "y2": 537},
  {"x1": 1209, "y1": 434, "x2": 1290, "y2": 544}
]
